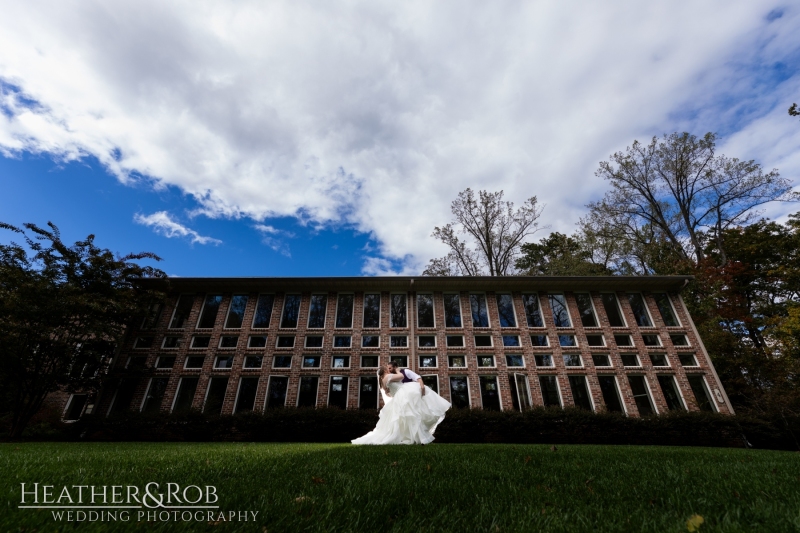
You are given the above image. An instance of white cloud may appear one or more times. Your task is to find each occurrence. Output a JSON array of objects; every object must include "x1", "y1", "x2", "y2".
[
  {"x1": 1, "y1": 1, "x2": 799, "y2": 272},
  {"x1": 134, "y1": 211, "x2": 221, "y2": 245},
  {"x1": 254, "y1": 224, "x2": 292, "y2": 256}
]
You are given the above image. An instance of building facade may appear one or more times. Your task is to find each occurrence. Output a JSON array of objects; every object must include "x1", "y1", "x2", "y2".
[{"x1": 59, "y1": 276, "x2": 734, "y2": 421}]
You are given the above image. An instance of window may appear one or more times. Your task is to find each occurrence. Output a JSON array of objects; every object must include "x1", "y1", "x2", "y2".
[
  {"x1": 64, "y1": 394, "x2": 88, "y2": 421},
  {"x1": 548, "y1": 294, "x2": 572, "y2": 328},
  {"x1": 470, "y1": 294, "x2": 490, "y2": 327},
  {"x1": 219, "y1": 336, "x2": 239, "y2": 349},
  {"x1": 449, "y1": 377, "x2": 470, "y2": 408},
  {"x1": 446, "y1": 335, "x2": 464, "y2": 347},
  {"x1": 361, "y1": 356, "x2": 379, "y2": 368},
  {"x1": 474, "y1": 335, "x2": 493, "y2": 347},
  {"x1": 563, "y1": 354, "x2": 582, "y2": 367},
  {"x1": 305, "y1": 336, "x2": 324, "y2": 348},
  {"x1": 272, "y1": 355, "x2": 292, "y2": 368},
  {"x1": 620, "y1": 354, "x2": 640, "y2": 367},
  {"x1": 214, "y1": 356, "x2": 234, "y2": 369},
  {"x1": 156, "y1": 356, "x2": 176, "y2": 369},
  {"x1": 600, "y1": 293, "x2": 626, "y2": 327},
  {"x1": 530, "y1": 335, "x2": 549, "y2": 347},
  {"x1": 280, "y1": 294, "x2": 302, "y2": 328},
  {"x1": 302, "y1": 356, "x2": 321, "y2": 368},
  {"x1": 568, "y1": 376, "x2": 593, "y2": 411},
  {"x1": 141, "y1": 302, "x2": 163, "y2": 330},
  {"x1": 614, "y1": 335, "x2": 632, "y2": 347},
  {"x1": 678, "y1": 353, "x2": 698, "y2": 367},
  {"x1": 190, "y1": 336, "x2": 210, "y2": 349},
  {"x1": 234, "y1": 377, "x2": 259, "y2": 413},
  {"x1": 298, "y1": 377, "x2": 319, "y2": 408},
  {"x1": 244, "y1": 355, "x2": 263, "y2": 369},
  {"x1": 653, "y1": 293, "x2": 680, "y2": 327},
  {"x1": 162, "y1": 336, "x2": 183, "y2": 349},
  {"x1": 390, "y1": 335, "x2": 408, "y2": 347},
  {"x1": 108, "y1": 379, "x2": 138, "y2": 415},
  {"x1": 141, "y1": 378, "x2": 169, "y2": 413},
  {"x1": 248, "y1": 336, "x2": 267, "y2": 349},
  {"x1": 418, "y1": 335, "x2": 436, "y2": 348},
  {"x1": 276, "y1": 336, "x2": 295, "y2": 348},
  {"x1": 390, "y1": 294, "x2": 407, "y2": 328},
  {"x1": 585, "y1": 335, "x2": 605, "y2": 347},
  {"x1": 307, "y1": 294, "x2": 328, "y2": 329},
  {"x1": 422, "y1": 376, "x2": 439, "y2": 394},
  {"x1": 558, "y1": 335, "x2": 577, "y2": 347},
  {"x1": 627, "y1": 375, "x2": 655, "y2": 416},
  {"x1": 197, "y1": 294, "x2": 223, "y2": 329},
  {"x1": 171, "y1": 378, "x2": 199, "y2": 413},
  {"x1": 225, "y1": 295, "x2": 249, "y2": 329},
  {"x1": 687, "y1": 375, "x2": 715, "y2": 412},
  {"x1": 502, "y1": 335, "x2": 521, "y2": 347},
  {"x1": 417, "y1": 293, "x2": 435, "y2": 328},
  {"x1": 670, "y1": 334, "x2": 689, "y2": 346},
  {"x1": 391, "y1": 355, "x2": 408, "y2": 368},
  {"x1": 335, "y1": 294, "x2": 354, "y2": 328},
  {"x1": 203, "y1": 377, "x2": 229, "y2": 415},
  {"x1": 657, "y1": 375, "x2": 685, "y2": 411},
  {"x1": 359, "y1": 377, "x2": 379, "y2": 409},
  {"x1": 574, "y1": 294, "x2": 598, "y2": 328},
  {"x1": 477, "y1": 355, "x2": 495, "y2": 368},
  {"x1": 169, "y1": 294, "x2": 195, "y2": 329},
  {"x1": 328, "y1": 376, "x2": 349, "y2": 409},
  {"x1": 332, "y1": 355, "x2": 350, "y2": 368},
  {"x1": 539, "y1": 376, "x2": 561, "y2": 407},
  {"x1": 333, "y1": 335, "x2": 351, "y2": 348},
  {"x1": 184, "y1": 356, "x2": 205, "y2": 369},
  {"x1": 362, "y1": 335, "x2": 380, "y2": 348},
  {"x1": 419, "y1": 355, "x2": 438, "y2": 368},
  {"x1": 535, "y1": 354, "x2": 554, "y2": 367},
  {"x1": 134, "y1": 337, "x2": 153, "y2": 349},
  {"x1": 505, "y1": 354, "x2": 524, "y2": 367},
  {"x1": 522, "y1": 293, "x2": 544, "y2": 327},
  {"x1": 363, "y1": 293, "x2": 381, "y2": 328},
  {"x1": 496, "y1": 294, "x2": 517, "y2": 327},
  {"x1": 443, "y1": 294, "x2": 462, "y2": 328},
  {"x1": 597, "y1": 376, "x2": 624, "y2": 413},
  {"x1": 448, "y1": 355, "x2": 467, "y2": 368},
  {"x1": 266, "y1": 376, "x2": 288, "y2": 409},
  {"x1": 591, "y1": 354, "x2": 612, "y2": 367},
  {"x1": 252, "y1": 294, "x2": 275, "y2": 329},
  {"x1": 650, "y1": 353, "x2": 669, "y2": 367},
  {"x1": 126, "y1": 356, "x2": 146, "y2": 370},
  {"x1": 627, "y1": 293, "x2": 653, "y2": 327},
  {"x1": 642, "y1": 334, "x2": 661, "y2": 347},
  {"x1": 479, "y1": 376, "x2": 501, "y2": 410},
  {"x1": 509, "y1": 374, "x2": 533, "y2": 411}
]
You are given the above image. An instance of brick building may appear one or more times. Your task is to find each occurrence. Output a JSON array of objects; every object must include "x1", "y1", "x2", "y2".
[{"x1": 59, "y1": 276, "x2": 734, "y2": 421}]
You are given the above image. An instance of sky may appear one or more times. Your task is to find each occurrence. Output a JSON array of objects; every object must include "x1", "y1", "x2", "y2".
[{"x1": 1, "y1": 1, "x2": 799, "y2": 277}]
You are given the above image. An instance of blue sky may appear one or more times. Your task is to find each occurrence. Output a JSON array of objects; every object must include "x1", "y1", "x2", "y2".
[{"x1": 1, "y1": 1, "x2": 799, "y2": 277}]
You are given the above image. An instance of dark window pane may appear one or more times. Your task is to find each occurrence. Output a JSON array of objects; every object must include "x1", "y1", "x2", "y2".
[
  {"x1": 535, "y1": 354, "x2": 553, "y2": 367},
  {"x1": 558, "y1": 335, "x2": 576, "y2": 347},
  {"x1": 302, "y1": 356, "x2": 321, "y2": 368},
  {"x1": 172, "y1": 378, "x2": 199, "y2": 412},
  {"x1": 657, "y1": 375, "x2": 684, "y2": 411},
  {"x1": 219, "y1": 336, "x2": 238, "y2": 348},
  {"x1": 235, "y1": 377, "x2": 259, "y2": 413},
  {"x1": 307, "y1": 294, "x2": 328, "y2": 328},
  {"x1": 169, "y1": 295, "x2": 195, "y2": 329},
  {"x1": 390, "y1": 294, "x2": 407, "y2": 328},
  {"x1": 443, "y1": 294, "x2": 462, "y2": 328},
  {"x1": 162, "y1": 336, "x2": 182, "y2": 349},
  {"x1": 390, "y1": 355, "x2": 408, "y2": 368},
  {"x1": 248, "y1": 336, "x2": 267, "y2": 348},
  {"x1": 479, "y1": 376, "x2": 501, "y2": 410},
  {"x1": 505, "y1": 355, "x2": 524, "y2": 367},
  {"x1": 574, "y1": 294, "x2": 598, "y2": 327},
  {"x1": 449, "y1": 355, "x2": 466, "y2": 368},
  {"x1": 333, "y1": 335, "x2": 351, "y2": 348},
  {"x1": 627, "y1": 294, "x2": 652, "y2": 327},
  {"x1": 470, "y1": 294, "x2": 489, "y2": 327},
  {"x1": 620, "y1": 354, "x2": 640, "y2": 367},
  {"x1": 539, "y1": 376, "x2": 561, "y2": 407},
  {"x1": 277, "y1": 336, "x2": 295, "y2": 348},
  {"x1": 530, "y1": 335, "x2": 548, "y2": 347},
  {"x1": 280, "y1": 295, "x2": 302, "y2": 328},
  {"x1": 601, "y1": 294, "x2": 625, "y2": 327},
  {"x1": 225, "y1": 295, "x2": 249, "y2": 329},
  {"x1": 417, "y1": 294, "x2": 434, "y2": 328},
  {"x1": 134, "y1": 337, "x2": 153, "y2": 349},
  {"x1": 363, "y1": 293, "x2": 381, "y2": 328},
  {"x1": 362, "y1": 335, "x2": 380, "y2": 348},
  {"x1": 64, "y1": 395, "x2": 88, "y2": 420},
  {"x1": 642, "y1": 335, "x2": 661, "y2": 346},
  {"x1": 627, "y1": 376, "x2": 654, "y2": 416},
  {"x1": 328, "y1": 376, "x2": 349, "y2": 409},
  {"x1": 335, "y1": 294, "x2": 354, "y2": 328},
  {"x1": 586, "y1": 335, "x2": 604, "y2": 347},
  {"x1": 109, "y1": 379, "x2": 139, "y2": 415},
  {"x1": 653, "y1": 293, "x2": 679, "y2": 327},
  {"x1": 591, "y1": 354, "x2": 611, "y2": 367},
  {"x1": 390, "y1": 336, "x2": 407, "y2": 347},
  {"x1": 191, "y1": 336, "x2": 210, "y2": 349},
  {"x1": 597, "y1": 376, "x2": 623, "y2": 412},
  {"x1": 272, "y1": 355, "x2": 292, "y2": 368},
  {"x1": 563, "y1": 354, "x2": 582, "y2": 367},
  {"x1": 670, "y1": 334, "x2": 689, "y2": 346},
  {"x1": 511, "y1": 374, "x2": 532, "y2": 411},
  {"x1": 332, "y1": 356, "x2": 349, "y2": 368},
  {"x1": 477, "y1": 356, "x2": 495, "y2": 367},
  {"x1": 298, "y1": 377, "x2": 319, "y2": 408},
  {"x1": 502, "y1": 335, "x2": 520, "y2": 347},
  {"x1": 419, "y1": 356, "x2": 437, "y2": 368},
  {"x1": 252, "y1": 294, "x2": 275, "y2": 329},
  {"x1": 679, "y1": 353, "x2": 698, "y2": 366},
  {"x1": 214, "y1": 356, "x2": 233, "y2": 369},
  {"x1": 650, "y1": 353, "x2": 669, "y2": 366},
  {"x1": 266, "y1": 377, "x2": 288, "y2": 409},
  {"x1": 418, "y1": 336, "x2": 436, "y2": 347},
  {"x1": 522, "y1": 294, "x2": 544, "y2": 327},
  {"x1": 496, "y1": 294, "x2": 517, "y2": 328},
  {"x1": 305, "y1": 336, "x2": 323, "y2": 348},
  {"x1": 474, "y1": 335, "x2": 492, "y2": 347},
  {"x1": 450, "y1": 377, "x2": 470, "y2": 408},
  {"x1": 141, "y1": 303, "x2": 164, "y2": 330},
  {"x1": 422, "y1": 376, "x2": 438, "y2": 394},
  {"x1": 359, "y1": 377, "x2": 379, "y2": 409},
  {"x1": 687, "y1": 375, "x2": 714, "y2": 412},
  {"x1": 614, "y1": 335, "x2": 632, "y2": 347},
  {"x1": 244, "y1": 355, "x2": 263, "y2": 368},
  {"x1": 548, "y1": 294, "x2": 571, "y2": 328},
  {"x1": 142, "y1": 378, "x2": 169, "y2": 414},
  {"x1": 185, "y1": 356, "x2": 204, "y2": 369},
  {"x1": 446, "y1": 335, "x2": 464, "y2": 347},
  {"x1": 156, "y1": 356, "x2": 176, "y2": 369},
  {"x1": 361, "y1": 356, "x2": 379, "y2": 368},
  {"x1": 197, "y1": 294, "x2": 223, "y2": 329},
  {"x1": 569, "y1": 376, "x2": 593, "y2": 410}
]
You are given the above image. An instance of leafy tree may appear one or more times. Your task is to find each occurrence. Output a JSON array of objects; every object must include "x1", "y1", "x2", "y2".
[
  {"x1": 515, "y1": 232, "x2": 612, "y2": 276},
  {"x1": 790, "y1": 103, "x2": 799, "y2": 117},
  {"x1": 423, "y1": 188, "x2": 544, "y2": 276},
  {"x1": 0, "y1": 222, "x2": 166, "y2": 438}
]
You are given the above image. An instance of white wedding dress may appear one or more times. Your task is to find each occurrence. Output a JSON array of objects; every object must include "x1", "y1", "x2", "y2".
[{"x1": 351, "y1": 380, "x2": 451, "y2": 445}]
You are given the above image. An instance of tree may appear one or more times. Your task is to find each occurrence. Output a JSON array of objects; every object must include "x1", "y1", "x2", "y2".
[
  {"x1": 423, "y1": 188, "x2": 544, "y2": 276},
  {"x1": 515, "y1": 232, "x2": 612, "y2": 276},
  {"x1": 0, "y1": 222, "x2": 166, "y2": 438},
  {"x1": 790, "y1": 103, "x2": 799, "y2": 117}
]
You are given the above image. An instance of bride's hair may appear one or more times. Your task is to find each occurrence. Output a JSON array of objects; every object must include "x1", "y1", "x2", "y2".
[{"x1": 378, "y1": 365, "x2": 390, "y2": 393}]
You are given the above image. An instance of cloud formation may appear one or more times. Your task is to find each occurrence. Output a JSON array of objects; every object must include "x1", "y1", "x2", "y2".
[
  {"x1": 1, "y1": 1, "x2": 799, "y2": 273},
  {"x1": 134, "y1": 212, "x2": 221, "y2": 246}
]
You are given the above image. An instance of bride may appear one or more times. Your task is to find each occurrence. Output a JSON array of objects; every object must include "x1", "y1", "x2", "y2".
[{"x1": 352, "y1": 363, "x2": 451, "y2": 445}]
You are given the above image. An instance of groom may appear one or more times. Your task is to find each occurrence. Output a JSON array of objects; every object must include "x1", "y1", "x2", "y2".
[{"x1": 387, "y1": 361, "x2": 425, "y2": 396}]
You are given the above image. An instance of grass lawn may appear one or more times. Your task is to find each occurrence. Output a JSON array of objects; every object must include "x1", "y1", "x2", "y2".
[{"x1": 1, "y1": 443, "x2": 798, "y2": 532}]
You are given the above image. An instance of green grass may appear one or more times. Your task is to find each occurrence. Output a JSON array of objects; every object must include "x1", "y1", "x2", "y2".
[{"x1": 1, "y1": 443, "x2": 798, "y2": 532}]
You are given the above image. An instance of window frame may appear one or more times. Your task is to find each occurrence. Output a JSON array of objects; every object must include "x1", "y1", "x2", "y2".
[
  {"x1": 656, "y1": 374, "x2": 686, "y2": 411},
  {"x1": 247, "y1": 335, "x2": 268, "y2": 349},
  {"x1": 574, "y1": 292, "x2": 600, "y2": 328},
  {"x1": 678, "y1": 353, "x2": 699, "y2": 367},
  {"x1": 448, "y1": 355, "x2": 468, "y2": 369},
  {"x1": 442, "y1": 292, "x2": 463, "y2": 328},
  {"x1": 686, "y1": 374, "x2": 717, "y2": 412},
  {"x1": 213, "y1": 355, "x2": 234, "y2": 370},
  {"x1": 620, "y1": 353, "x2": 641, "y2": 367},
  {"x1": 389, "y1": 293, "x2": 408, "y2": 329},
  {"x1": 495, "y1": 293, "x2": 518, "y2": 328},
  {"x1": 449, "y1": 375, "x2": 471, "y2": 408},
  {"x1": 361, "y1": 335, "x2": 381, "y2": 349},
  {"x1": 591, "y1": 353, "x2": 613, "y2": 368},
  {"x1": 218, "y1": 335, "x2": 239, "y2": 349},
  {"x1": 170, "y1": 376, "x2": 199, "y2": 413},
  {"x1": 597, "y1": 374, "x2": 627, "y2": 414},
  {"x1": 140, "y1": 377, "x2": 167, "y2": 412},
  {"x1": 585, "y1": 334, "x2": 605, "y2": 347},
  {"x1": 476, "y1": 354, "x2": 496, "y2": 368},
  {"x1": 530, "y1": 334, "x2": 549, "y2": 347},
  {"x1": 275, "y1": 335, "x2": 295, "y2": 349},
  {"x1": 502, "y1": 335, "x2": 521, "y2": 347},
  {"x1": 233, "y1": 376, "x2": 260, "y2": 414},
  {"x1": 360, "y1": 355, "x2": 379, "y2": 368},
  {"x1": 62, "y1": 393, "x2": 89, "y2": 421},
  {"x1": 567, "y1": 374, "x2": 595, "y2": 411},
  {"x1": 521, "y1": 292, "x2": 545, "y2": 328},
  {"x1": 417, "y1": 335, "x2": 437, "y2": 348},
  {"x1": 331, "y1": 355, "x2": 351, "y2": 369},
  {"x1": 562, "y1": 353, "x2": 584, "y2": 368},
  {"x1": 155, "y1": 355, "x2": 176, "y2": 370},
  {"x1": 304, "y1": 335, "x2": 324, "y2": 349},
  {"x1": 202, "y1": 376, "x2": 230, "y2": 415},
  {"x1": 279, "y1": 293, "x2": 303, "y2": 329},
  {"x1": 478, "y1": 375, "x2": 503, "y2": 410},
  {"x1": 362, "y1": 293, "x2": 382, "y2": 329},
  {"x1": 421, "y1": 375, "x2": 439, "y2": 394},
  {"x1": 547, "y1": 293, "x2": 572, "y2": 328},
  {"x1": 446, "y1": 335, "x2": 465, "y2": 348},
  {"x1": 649, "y1": 353, "x2": 671, "y2": 368},
  {"x1": 196, "y1": 294, "x2": 223, "y2": 330},
  {"x1": 538, "y1": 375, "x2": 563, "y2": 408},
  {"x1": 251, "y1": 293, "x2": 275, "y2": 330},
  {"x1": 357, "y1": 376, "x2": 380, "y2": 409},
  {"x1": 416, "y1": 293, "x2": 436, "y2": 329},
  {"x1": 302, "y1": 355, "x2": 322, "y2": 368},
  {"x1": 190, "y1": 336, "x2": 210, "y2": 350},
  {"x1": 534, "y1": 354, "x2": 555, "y2": 368},
  {"x1": 512, "y1": 373, "x2": 533, "y2": 411},
  {"x1": 333, "y1": 335, "x2": 352, "y2": 349},
  {"x1": 243, "y1": 354, "x2": 264, "y2": 369},
  {"x1": 224, "y1": 294, "x2": 250, "y2": 330},
  {"x1": 168, "y1": 294, "x2": 195, "y2": 330},
  {"x1": 334, "y1": 293, "x2": 355, "y2": 329},
  {"x1": 306, "y1": 293, "x2": 328, "y2": 329},
  {"x1": 327, "y1": 375, "x2": 349, "y2": 408},
  {"x1": 474, "y1": 335, "x2": 493, "y2": 348},
  {"x1": 653, "y1": 292, "x2": 681, "y2": 327},
  {"x1": 626, "y1": 292, "x2": 654, "y2": 328},
  {"x1": 558, "y1": 334, "x2": 578, "y2": 348},
  {"x1": 600, "y1": 292, "x2": 627, "y2": 328},
  {"x1": 296, "y1": 376, "x2": 320, "y2": 408},
  {"x1": 469, "y1": 293, "x2": 491, "y2": 328},
  {"x1": 389, "y1": 335, "x2": 408, "y2": 348},
  {"x1": 418, "y1": 354, "x2": 438, "y2": 369},
  {"x1": 627, "y1": 374, "x2": 658, "y2": 416},
  {"x1": 265, "y1": 375, "x2": 289, "y2": 409},
  {"x1": 184, "y1": 355, "x2": 205, "y2": 370},
  {"x1": 161, "y1": 336, "x2": 183, "y2": 350},
  {"x1": 670, "y1": 333, "x2": 691, "y2": 347},
  {"x1": 271, "y1": 354, "x2": 293, "y2": 369},
  {"x1": 641, "y1": 334, "x2": 662, "y2": 347},
  {"x1": 505, "y1": 354, "x2": 526, "y2": 368}
]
